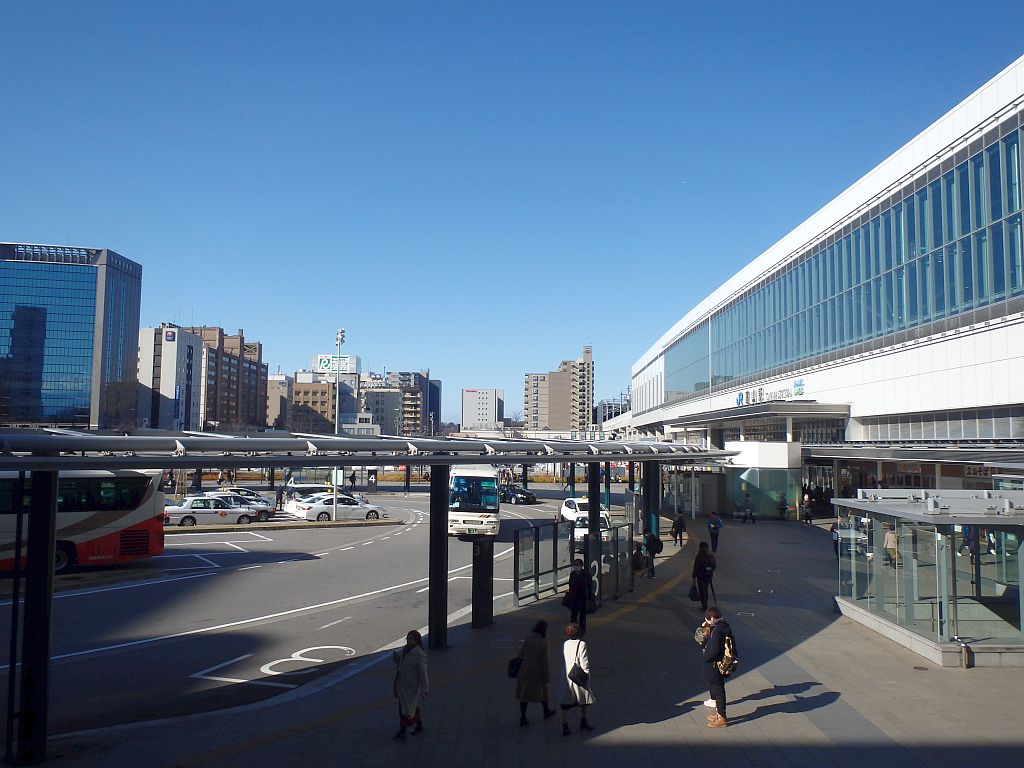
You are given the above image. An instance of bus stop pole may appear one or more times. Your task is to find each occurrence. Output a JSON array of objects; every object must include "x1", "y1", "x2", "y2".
[
  {"x1": 16, "y1": 464, "x2": 58, "y2": 765},
  {"x1": 428, "y1": 464, "x2": 450, "y2": 649}
]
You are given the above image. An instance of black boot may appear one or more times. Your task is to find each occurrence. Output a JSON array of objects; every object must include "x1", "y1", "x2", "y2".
[
  {"x1": 392, "y1": 728, "x2": 406, "y2": 741},
  {"x1": 543, "y1": 706, "x2": 556, "y2": 720},
  {"x1": 520, "y1": 702, "x2": 529, "y2": 726},
  {"x1": 562, "y1": 722, "x2": 571, "y2": 736},
  {"x1": 580, "y1": 718, "x2": 594, "y2": 732}
]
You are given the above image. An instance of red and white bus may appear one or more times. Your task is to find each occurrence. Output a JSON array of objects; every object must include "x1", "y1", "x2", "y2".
[{"x1": 0, "y1": 470, "x2": 165, "y2": 573}]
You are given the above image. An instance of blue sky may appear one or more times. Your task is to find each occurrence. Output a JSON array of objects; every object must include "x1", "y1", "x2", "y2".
[{"x1": 3, "y1": 2, "x2": 1024, "y2": 422}]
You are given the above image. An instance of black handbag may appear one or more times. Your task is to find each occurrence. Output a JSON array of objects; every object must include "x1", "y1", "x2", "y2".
[
  {"x1": 688, "y1": 581, "x2": 700, "y2": 602},
  {"x1": 507, "y1": 657, "x2": 523, "y2": 679},
  {"x1": 567, "y1": 640, "x2": 589, "y2": 689}
]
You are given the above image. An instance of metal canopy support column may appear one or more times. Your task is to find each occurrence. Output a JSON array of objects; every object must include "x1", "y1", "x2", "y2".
[
  {"x1": 16, "y1": 467, "x2": 58, "y2": 765},
  {"x1": 404, "y1": 465, "x2": 412, "y2": 496},
  {"x1": 568, "y1": 463, "x2": 576, "y2": 497},
  {"x1": 428, "y1": 464, "x2": 450, "y2": 649},
  {"x1": 643, "y1": 462, "x2": 661, "y2": 535},
  {"x1": 628, "y1": 462, "x2": 635, "y2": 493},
  {"x1": 587, "y1": 462, "x2": 602, "y2": 611},
  {"x1": 603, "y1": 461, "x2": 611, "y2": 512},
  {"x1": 522, "y1": 464, "x2": 529, "y2": 490}
]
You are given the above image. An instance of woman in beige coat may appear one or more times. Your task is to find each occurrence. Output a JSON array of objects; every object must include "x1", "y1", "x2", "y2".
[
  {"x1": 515, "y1": 620, "x2": 556, "y2": 726},
  {"x1": 392, "y1": 630, "x2": 429, "y2": 740}
]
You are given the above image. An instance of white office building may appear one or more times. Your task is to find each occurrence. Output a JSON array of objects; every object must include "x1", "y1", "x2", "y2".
[
  {"x1": 462, "y1": 388, "x2": 504, "y2": 430},
  {"x1": 137, "y1": 325, "x2": 203, "y2": 431}
]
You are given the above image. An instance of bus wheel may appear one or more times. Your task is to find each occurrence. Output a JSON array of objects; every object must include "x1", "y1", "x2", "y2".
[
  {"x1": 237, "y1": 515, "x2": 252, "y2": 525},
  {"x1": 181, "y1": 516, "x2": 197, "y2": 527},
  {"x1": 366, "y1": 510, "x2": 379, "y2": 520},
  {"x1": 54, "y1": 543, "x2": 76, "y2": 574}
]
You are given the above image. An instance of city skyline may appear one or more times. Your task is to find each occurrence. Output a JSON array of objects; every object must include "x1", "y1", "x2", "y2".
[{"x1": 4, "y1": 4, "x2": 1024, "y2": 421}]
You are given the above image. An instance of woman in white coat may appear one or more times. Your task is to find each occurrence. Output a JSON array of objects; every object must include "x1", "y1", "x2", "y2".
[
  {"x1": 559, "y1": 622, "x2": 595, "y2": 736},
  {"x1": 392, "y1": 630, "x2": 429, "y2": 740}
]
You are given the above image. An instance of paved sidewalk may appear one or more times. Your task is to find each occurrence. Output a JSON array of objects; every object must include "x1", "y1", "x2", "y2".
[{"x1": 47, "y1": 517, "x2": 1024, "y2": 768}]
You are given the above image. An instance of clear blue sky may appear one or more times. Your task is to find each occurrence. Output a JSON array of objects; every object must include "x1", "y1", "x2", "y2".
[{"x1": 3, "y1": 2, "x2": 1024, "y2": 423}]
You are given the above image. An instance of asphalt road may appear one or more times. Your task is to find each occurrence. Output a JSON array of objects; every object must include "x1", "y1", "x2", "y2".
[{"x1": 0, "y1": 494, "x2": 565, "y2": 734}]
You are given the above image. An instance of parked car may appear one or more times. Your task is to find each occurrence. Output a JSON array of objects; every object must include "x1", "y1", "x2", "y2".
[
  {"x1": 165, "y1": 496, "x2": 255, "y2": 526},
  {"x1": 572, "y1": 513, "x2": 613, "y2": 553},
  {"x1": 284, "y1": 490, "x2": 367, "y2": 515},
  {"x1": 559, "y1": 497, "x2": 591, "y2": 522},
  {"x1": 221, "y1": 486, "x2": 275, "y2": 507},
  {"x1": 202, "y1": 492, "x2": 274, "y2": 522},
  {"x1": 499, "y1": 485, "x2": 537, "y2": 504},
  {"x1": 293, "y1": 494, "x2": 386, "y2": 522}
]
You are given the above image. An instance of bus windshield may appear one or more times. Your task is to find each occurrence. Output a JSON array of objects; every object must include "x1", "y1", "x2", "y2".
[{"x1": 449, "y1": 476, "x2": 498, "y2": 510}]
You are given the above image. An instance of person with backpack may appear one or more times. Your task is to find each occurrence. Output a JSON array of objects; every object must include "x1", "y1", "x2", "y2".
[
  {"x1": 691, "y1": 542, "x2": 716, "y2": 610},
  {"x1": 644, "y1": 530, "x2": 662, "y2": 578},
  {"x1": 696, "y1": 606, "x2": 735, "y2": 728},
  {"x1": 707, "y1": 510, "x2": 723, "y2": 552}
]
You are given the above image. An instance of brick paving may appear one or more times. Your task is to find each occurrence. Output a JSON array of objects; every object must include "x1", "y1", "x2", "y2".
[{"x1": 46, "y1": 516, "x2": 1024, "y2": 768}]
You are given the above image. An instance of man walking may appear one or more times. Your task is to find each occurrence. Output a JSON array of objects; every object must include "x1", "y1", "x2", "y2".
[
  {"x1": 707, "y1": 510, "x2": 723, "y2": 552},
  {"x1": 698, "y1": 606, "x2": 734, "y2": 728},
  {"x1": 670, "y1": 511, "x2": 686, "y2": 547}
]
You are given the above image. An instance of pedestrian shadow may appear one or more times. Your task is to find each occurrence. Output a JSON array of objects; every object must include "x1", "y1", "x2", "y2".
[
  {"x1": 729, "y1": 681, "x2": 820, "y2": 706},
  {"x1": 729, "y1": 690, "x2": 840, "y2": 724}
]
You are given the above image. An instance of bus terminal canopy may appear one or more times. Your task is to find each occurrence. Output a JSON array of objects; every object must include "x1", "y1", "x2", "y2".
[{"x1": 0, "y1": 430, "x2": 738, "y2": 471}]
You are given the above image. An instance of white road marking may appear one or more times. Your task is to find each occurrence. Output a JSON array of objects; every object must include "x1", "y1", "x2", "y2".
[
  {"x1": 340, "y1": 547, "x2": 354, "y2": 551},
  {"x1": 276, "y1": 559, "x2": 300, "y2": 564},
  {"x1": 317, "y1": 617, "x2": 351, "y2": 630},
  {"x1": 223, "y1": 542, "x2": 249, "y2": 552},
  {"x1": 189, "y1": 654, "x2": 296, "y2": 690},
  {"x1": 194, "y1": 555, "x2": 221, "y2": 568},
  {"x1": 0, "y1": 572, "x2": 218, "y2": 607},
  {"x1": 416, "y1": 586, "x2": 429, "y2": 593},
  {"x1": 361, "y1": 542, "x2": 372, "y2": 546},
  {"x1": 238, "y1": 565, "x2": 262, "y2": 571},
  {"x1": 315, "y1": 552, "x2": 330, "y2": 556},
  {"x1": 259, "y1": 646, "x2": 354, "y2": 677}
]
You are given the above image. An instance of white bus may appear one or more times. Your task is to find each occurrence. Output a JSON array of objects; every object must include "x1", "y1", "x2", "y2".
[{"x1": 448, "y1": 465, "x2": 500, "y2": 536}]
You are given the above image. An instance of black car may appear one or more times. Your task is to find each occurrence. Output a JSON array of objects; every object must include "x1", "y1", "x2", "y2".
[{"x1": 499, "y1": 485, "x2": 537, "y2": 504}]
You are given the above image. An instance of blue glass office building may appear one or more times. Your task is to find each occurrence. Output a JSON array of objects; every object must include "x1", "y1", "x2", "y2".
[{"x1": 0, "y1": 244, "x2": 142, "y2": 428}]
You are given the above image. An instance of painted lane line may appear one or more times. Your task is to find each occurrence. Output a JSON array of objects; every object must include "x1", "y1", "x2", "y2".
[
  {"x1": 340, "y1": 547, "x2": 355, "y2": 551},
  {"x1": 315, "y1": 552, "x2": 330, "y2": 556},
  {"x1": 238, "y1": 565, "x2": 262, "y2": 571},
  {"x1": 317, "y1": 617, "x2": 351, "y2": 631},
  {"x1": 194, "y1": 555, "x2": 221, "y2": 568},
  {"x1": 416, "y1": 587, "x2": 429, "y2": 593},
  {"x1": 276, "y1": 559, "x2": 300, "y2": 564},
  {"x1": 360, "y1": 542, "x2": 372, "y2": 546},
  {"x1": 223, "y1": 542, "x2": 249, "y2": 552},
  {"x1": 31, "y1": 573, "x2": 438, "y2": 666},
  {"x1": 0, "y1": 572, "x2": 218, "y2": 606}
]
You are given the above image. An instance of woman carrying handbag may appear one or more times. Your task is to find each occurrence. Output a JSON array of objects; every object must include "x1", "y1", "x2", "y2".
[{"x1": 558, "y1": 622, "x2": 595, "y2": 736}]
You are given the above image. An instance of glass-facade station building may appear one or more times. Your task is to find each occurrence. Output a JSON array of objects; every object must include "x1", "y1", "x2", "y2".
[
  {"x1": 626, "y1": 54, "x2": 1024, "y2": 517},
  {"x1": 834, "y1": 490, "x2": 1023, "y2": 666},
  {"x1": 0, "y1": 243, "x2": 142, "y2": 429}
]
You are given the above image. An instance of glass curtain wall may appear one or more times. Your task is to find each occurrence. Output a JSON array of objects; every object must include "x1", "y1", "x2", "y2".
[
  {"x1": 839, "y1": 509, "x2": 1022, "y2": 644},
  {"x1": 659, "y1": 126, "x2": 1023, "y2": 411}
]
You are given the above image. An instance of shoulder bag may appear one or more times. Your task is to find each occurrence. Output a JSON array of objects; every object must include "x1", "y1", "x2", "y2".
[{"x1": 567, "y1": 640, "x2": 590, "y2": 689}]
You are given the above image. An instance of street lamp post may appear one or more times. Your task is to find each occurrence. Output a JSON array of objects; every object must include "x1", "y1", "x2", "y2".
[
  {"x1": 333, "y1": 328, "x2": 345, "y2": 517},
  {"x1": 334, "y1": 328, "x2": 346, "y2": 436}
]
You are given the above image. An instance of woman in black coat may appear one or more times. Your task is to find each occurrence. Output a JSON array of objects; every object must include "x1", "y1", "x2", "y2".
[{"x1": 691, "y1": 542, "x2": 716, "y2": 611}]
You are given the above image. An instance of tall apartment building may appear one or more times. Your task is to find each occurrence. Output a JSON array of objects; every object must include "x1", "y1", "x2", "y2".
[
  {"x1": 267, "y1": 373, "x2": 293, "y2": 429},
  {"x1": 360, "y1": 370, "x2": 442, "y2": 436},
  {"x1": 182, "y1": 327, "x2": 268, "y2": 432},
  {"x1": 0, "y1": 243, "x2": 142, "y2": 428},
  {"x1": 287, "y1": 368, "x2": 362, "y2": 434},
  {"x1": 462, "y1": 389, "x2": 504, "y2": 430},
  {"x1": 137, "y1": 324, "x2": 203, "y2": 430},
  {"x1": 523, "y1": 346, "x2": 594, "y2": 431}
]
